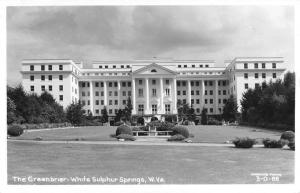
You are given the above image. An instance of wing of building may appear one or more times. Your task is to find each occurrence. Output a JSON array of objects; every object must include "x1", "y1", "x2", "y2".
[{"x1": 21, "y1": 57, "x2": 286, "y2": 120}]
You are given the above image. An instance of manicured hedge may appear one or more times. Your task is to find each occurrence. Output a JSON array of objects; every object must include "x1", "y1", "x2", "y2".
[
  {"x1": 171, "y1": 126, "x2": 189, "y2": 138},
  {"x1": 232, "y1": 137, "x2": 256, "y2": 148},
  {"x1": 116, "y1": 125, "x2": 132, "y2": 136},
  {"x1": 280, "y1": 131, "x2": 295, "y2": 142},
  {"x1": 167, "y1": 134, "x2": 186, "y2": 141},
  {"x1": 262, "y1": 138, "x2": 287, "y2": 148},
  {"x1": 7, "y1": 125, "x2": 24, "y2": 137},
  {"x1": 116, "y1": 134, "x2": 136, "y2": 141}
]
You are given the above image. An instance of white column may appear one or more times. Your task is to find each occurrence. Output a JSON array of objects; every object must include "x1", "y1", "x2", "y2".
[
  {"x1": 145, "y1": 78, "x2": 149, "y2": 114},
  {"x1": 118, "y1": 80, "x2": 121, "y2": 108},
  {"x1": 201, "y1": 80, "x2": 205, "y2": 110},
  {"x1": 160, "y1": 78, "x2": 164, "y2": 114},
  {"x1": 173, "y1": 78, "x2": 177, "y2": 114},
  {"x1": 215, "y1": 80, "x2": 219, "y2": 114},
  {"x1": 132, "y1": 78, "x2": 136, "y2": 114},
  {"x1": 89, "y1": 81, "x2": 94, "y2": 115},
  {"x1": 104, "y1": 81, "x2": 108, "y2": 106},
  {"x1": 187, "y1": 80, "x2": 191, "y2": 106}
]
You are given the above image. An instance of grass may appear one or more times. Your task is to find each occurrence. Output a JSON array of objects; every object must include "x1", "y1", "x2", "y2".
[
  {"x1": 12, "y1": 125, "x2": 282, "y2": 143},
  {"x1": 8, "y1": 141, "x2": 294, "y2": 184}
]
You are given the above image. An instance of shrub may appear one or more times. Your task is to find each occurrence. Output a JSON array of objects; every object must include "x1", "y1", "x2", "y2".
[
  {"x1": 150, "y1": 116, "x2": 158, "y2": 122},
  {"x1": 172, "y1": 126, "x2": 189, "y2": 138},
  {"x1": 158, "y1": 122, "x2": 174, "y2": 131},
  {"x1": 137, "y1": 117, "x2": 144, "y2": 125},
  {"x1": 262, "y1": 138, "x2": 288, "y2": 148},
  {"x1": 116, "y1": 134, "x2": 136, "y2": 141},
  {"x1": 167, "y1": 134, "x2": 186, "y2": 141},
  {"x1": 165, "y1": 115, "x2": 177, "y2": 123},
  {"x1": 207, "y1": 118, "x2": 222, "y2": 125},
  {"x1": 7, "y1": 125, "x2": 24, "y2": 137},
  {"x1": 232, "y1": 137, "x2": 256, "y2": 148},
  {"x1": 288, "y1": 141, "x2": 295, "y2": 150},
  {"x1": 116, "y1": 125, "x2": 132, "y2": 136},
  {"x1": 280, "y1": 131, "x2": 295, "y2": 142}
]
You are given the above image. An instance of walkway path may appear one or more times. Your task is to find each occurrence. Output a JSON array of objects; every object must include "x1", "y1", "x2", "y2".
[{"x1": 7, "y1": 139, "x2": 265, "y2": 148}]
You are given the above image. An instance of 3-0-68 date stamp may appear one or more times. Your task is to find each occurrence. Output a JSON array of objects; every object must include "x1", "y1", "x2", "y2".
[{"x1": 251, "y1": 173, "x2": 282, "y2": 182}]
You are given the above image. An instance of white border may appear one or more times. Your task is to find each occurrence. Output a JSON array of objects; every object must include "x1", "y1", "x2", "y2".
[{"x1": 0, "y1": 1, "x2": 299, "y2": 193}]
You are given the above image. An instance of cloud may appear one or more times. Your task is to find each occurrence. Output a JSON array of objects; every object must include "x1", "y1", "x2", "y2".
[{"x1": 7, "y1": 6, "x2": 294, "y2": 86}]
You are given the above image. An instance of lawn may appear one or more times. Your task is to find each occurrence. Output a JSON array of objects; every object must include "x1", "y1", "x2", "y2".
[
  {"x1": 8, "y1": 141, "x2": 294, "y2": 184},
  {"x1": 12, "y1": 125, "x2": 283, "y2": 143}
]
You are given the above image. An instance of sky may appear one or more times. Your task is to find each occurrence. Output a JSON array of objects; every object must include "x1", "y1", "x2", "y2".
[{"x1": 7, "y1": 6, "x2": 294, "y2": 86}]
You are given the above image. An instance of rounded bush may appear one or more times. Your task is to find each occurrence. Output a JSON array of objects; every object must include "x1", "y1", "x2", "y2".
[
  {"x1": 288, "y1": 141, "x2": 295, "y2": 150},
  {"x1": 7, "y1": 125, "x2": 24, "y2": 137},
  {"x1": 137, "y1": 117, "x2": 144, "y2": 125},
  {"x1": 232, "y1": 137, "x2": 256, "y2": 148},
  {"x1": 263, "y1": 138, "x2": 287, "y2": 148},
  {"x1": 168, "y1": 134, "x2": 186, "y2": 141},
  {"x1": 116, "y1": 134, "x2": 136, "y2": 141},
  {"x1": 280, "y1": 131, "x2": 295, "y2": 142},
  {"x1": 172, "y1": 126, "x2": 189, "y2": 138},
  {"x1": 116, "y1": 125, "x2": 132, "y2": 136}
]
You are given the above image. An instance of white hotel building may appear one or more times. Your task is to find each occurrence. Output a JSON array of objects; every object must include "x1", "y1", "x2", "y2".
[{"x1": 21, "y1": 57, "x2": 286, "y2": 120}]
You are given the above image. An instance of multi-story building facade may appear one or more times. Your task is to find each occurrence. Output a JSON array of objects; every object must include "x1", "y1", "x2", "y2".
[{"x1": 21, "y1": 57, "x2": 286, "y2": 120}]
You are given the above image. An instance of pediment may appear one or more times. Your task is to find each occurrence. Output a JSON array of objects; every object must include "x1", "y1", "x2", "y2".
[{"x1": 132, "y1": 63, "x2": 177, "y2": 75}]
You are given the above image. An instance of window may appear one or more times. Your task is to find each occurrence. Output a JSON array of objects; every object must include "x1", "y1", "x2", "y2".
[
  {"x1": 152, "y1": 79, "x2": 156, "y2": 85},
  {"x1": 262, "y1": 63, "x2": 266, "y2": 68},
  {"x1": 41, "y1": 65, "x2": 45, "y2": 71},
  {"x1": 166, "y1": 79, "x2": 169, "y2": 85},
  {"x1": 95, "y1": 91, "x2": 99, "y2": 96},
  {"x1": 48, "y1": 65, "x2": 52, "y2": 71},
  {"x1": 182, "y1": 81, "x2": 186, "y2": 87},
  {"x1": 184, "y1": 65, "x2": 187, "y2": 68},
  {"x1": 122, "y1": 82, "x2": 126, "y2": 87},
  {"x1": 82, "y1": 101, "x2": 86, "y2": 106},
  {"x1": 115, "y1": 100, "x2": 118, "y2": 105},
  {"x1": 82, "y1": 92, "x2": 85, "y2": 97},
  {"x1": 99, "y1": 65, "x2": 102, "y2": 69},
  {"x1": 196, "y1": 90, "x2": 200, "y2": 95},
  {"x1": 41, "y1": 75, "x2": 45, "y2": 81},
  {"x1": 244, "y1": 63, "x2": 248, "y2": 69},
  {"x1": 128, "y1": 91, "x2": 131, "y2": 96},
  {"x1": 210, "y1": 90, "x2": 213, "y2": 95},
  {"x1": 138, "y1": 89, "x2": 143, "y2": 97},
  {"x1": 113, "y1": 65, "x2": 116, "y2": 68},
  {"x1": 191, "y1": 99, "x2": 194, "y2": 105},
  {"x1": 114, "y1": 82, "x2": 118, "y2": 87},
  {"x1": 128, "y1": 82, "x2": 131, "y2": 87},
  {"x1": 272, "y1": 63, "x2": 276, "y2": 69},
  {"x1": 165, "y1": 104, "x2": 171, "y2": 114},
  {"x1": 151, "y1": 69, "x2": 157, "y2": 72},
  {"x1": 109, "y1": 100, "x2": 112, "y2": 105},
  {"x1": 95, "y1": 82, "x2": 99, "y2": 87},
  {"x1": 178, "y1": 65, "x2": 181, "y2": 68},
  {"x1": 101, "y1": 100, "x2": 104, "y2": 105},
  {"x1": 138, "y1": 104, "x2": 144, "y2": 114},
  {"x1": 48, "y1": 75, "x2": 52, "y2": 81},
  {"x1": 177, "y1": 91, "x2": 180, "y2": 95},
  {"x1": 210, "y1": 108, "x2": 213, "y2": 113},
  {"x1": 101, "y1": 91, "x2": 104, "y2": 96},
  {"x1": 191, "y1": 90, "x2": 194, "y2": 95},
  {"x1": 30, "y1": 75, "x2": 34, "y2": 81},
  {"x1": 219, "y1": 99, "x2": 221, "y2": 104},
  {"x1": 182, "y1": 91, "x2": 186, "y2": 95},
  {"x1": 123, "y1": 91, "x2": 126, "y2": 96},
  {"x1": 123, "y1": 100, "x2": 126, "y2": 105},
  {"x1": 105, "y1": 65, "x2": 108, "y2": 69},
  {"x1": 139, "y1": 80, "x2": 143, "y2": 85},
  {"x1": 244, "y1": 73, "x2": 248, "y2": 79},
  {"x1": 191, "y1": 81, "x2": 194, "y2": 86},
  {"x1": 109, "y1": 82, "x2": 112, "y2": 87},
  {"x1": 196, "y1": 99, "x2": 200, "y2": 104},
  {"x1": 254, "y1": 63, "x2": 258, "y2": 68},
  {"x1": 196, "y1": 81, "x2": 199, "y2": 86},
  {"x1": 121, "y1": 65, "x2": 124, "y2": 68},
  {"x1": 152, "y1": 89, "x2": 156, "y2": 97},
  {"x1": 165, "y1": 89, "x2": 170, "y2": 96},
  {"x1": 95, "y1": 109, "x2": 99, "y2": 114},
  {"x1": 152, "y1": 105, "x2": 157, "y2": 114},
  {"x1": 109, "y1": 109, "x2": 112, "y2": 114},
  {"x1": 205, "y1": 99, "x2": 208, "y2": 104},
  {"x1": 210, "y1": 99, "x2": 213, "y2": 104},
  {"x1": 59, "y1": 75, "x2": 63, "y2": 80},
  {"x1": 101, "y1": 82, "x2": 104, "y2": 87},
  {"x1": 41, "y1": 85, "x2": 45, "y2": 91},
  {"x1": 96, "y1": 100, "x2": 99, "y2": 105},
  {"x1": 30, "y1": 86, "x2": 34, "y2": 91},
  {"x1": 183, "y1": 99, "x2": 186, "y2": 104},
  {"x1": 262, "y1": 73, "x2": 266, "y2": 79},
  {"x1": 223, "y1": 81, "x2": 226, "y2": 86},
  {"x1": 245, "y1": 83, "x2": 248, "y2": 89},
  {"x1": 205, "y1": 65, "x2": 209, "y2": 67},
  {"x1": 255, "y1": 73, "x2": 259, "y2": 79},
  {"x1": 127, "y1": 65, "x2": 130, "y2": 68},
  {"x1": 223, "y1": 90, "x2": 226, "y2": 95},
  {"x1": 205, "y1": 90, "x2": 208, "y2": 95},
  {"x1": 109, "y1": 91, "x2": 112, "y2": 96},
  {"x1": 30, "y1": 65, "x2": 34, "y2": 71},
  {"x1": 49, "y1": 85, "x2": 52, "y2": 91},
  {"x1": 177, "y1": 81, "x2": 181, "y2": 86},
  {"x1": 59, "y1": 85, "x2": 63, "y2": 91},
  {"x1": 192, "y1": 64, "x2": 195, "y2": 68},
  {"x1": 273, "y1": 73, "x2": 277, "y2": 78},
  {"x1": 59, "y1": 65, "x2": 63, "y2": 70},
  {"x1": 114, "y1": 91, "x2": 117, "y2": 96},
  {"x1": 200, "y1": 65, "x2": 203, "y2": 68}
]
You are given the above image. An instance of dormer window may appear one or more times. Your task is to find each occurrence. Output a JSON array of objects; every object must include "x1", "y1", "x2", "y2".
[{"x1": 151, "y1": 69, "x2": 157, "y2": 72}]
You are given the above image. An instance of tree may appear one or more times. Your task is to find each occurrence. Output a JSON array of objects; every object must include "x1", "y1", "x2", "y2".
[
  {"x1": 66, "y1": 102, "x2": 85, "y2": 125},
  {"x1": 7, "y1": 97, "x2": 17, "y2": 124},
  {"x1": 222, "y1": 95, "x2": 238, "y2": 122},
  {"x1": 101, "y1": 106, "x2": 109, "y2": 123},
  {"x1": 124, "y1": 97, "x2": 133, "y2": 121},
  {"x1": 201, "y1": 108, "x2": 208, "y2": 125}
]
